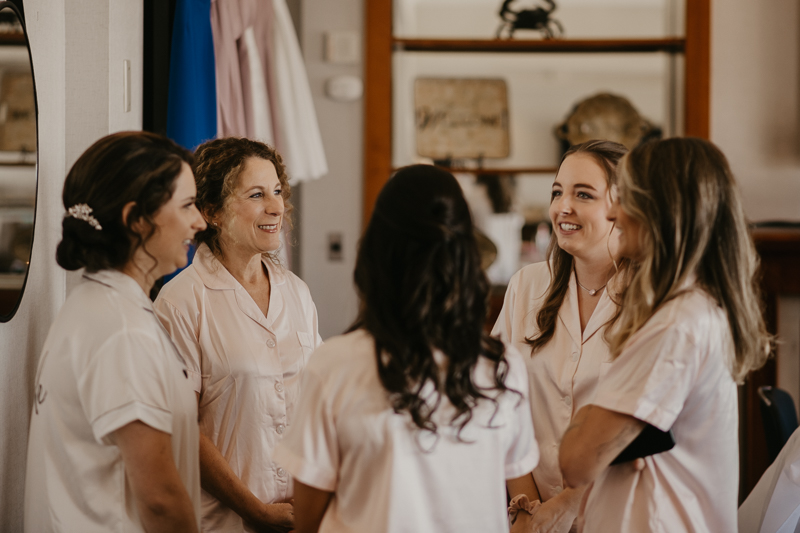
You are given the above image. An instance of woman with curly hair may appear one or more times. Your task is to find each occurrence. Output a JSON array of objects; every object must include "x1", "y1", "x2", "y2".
[
  {"x1": 560, "y1": 138, "x2": 771, "y2": 532},
  {"x1": 492, "y1": 140, "x2": 627, "y2": 532},
  {"x1": 274, "y1": 164, "x2": 539, "y2": 533},
  {"x1": 154, "y1": 137, "x2": 323, "y2": 532}
]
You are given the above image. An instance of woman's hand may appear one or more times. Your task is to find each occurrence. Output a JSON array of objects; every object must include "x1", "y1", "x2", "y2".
[
  {"x1": 526, "y1": 488, "x2": 582, "y2": 533},
  {"x1": 511, "y1": 509, "x2": 535, "y2": 533},
  {"x1": 249, "y1": 502, "x2": 294, "y2": 532}
]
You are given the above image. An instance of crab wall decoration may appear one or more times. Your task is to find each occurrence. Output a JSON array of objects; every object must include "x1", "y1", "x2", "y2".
[{"x1": 496, "y1": 0, "x2": 564, "y2": 39}]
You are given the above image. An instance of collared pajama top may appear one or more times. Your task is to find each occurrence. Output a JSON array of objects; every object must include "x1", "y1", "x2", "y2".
[
  {"x1": 24, "y1": 270, "x2": 200, "y2": 533},
  {"x1": 154, "y1": 244, "x2": 323, "y2": 533},
  {"x1": 585, "y1": 287, "x2": 738, "y2": 533},
  {"x1": 274, "y1": 329, "x2": 539, "y2": 533},
  {"x1": 492, "y1": 261, "x2": 616, "y2": 502}
]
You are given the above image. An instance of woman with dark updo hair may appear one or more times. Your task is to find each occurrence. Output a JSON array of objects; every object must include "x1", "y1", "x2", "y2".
[
  {"x1": 273, "y1": 165, "x2": 539, "y2": 533},
  {"x1": 25, "y1": 131, "x2": 206, "y2": 532},
  {"x1": 154, "y1": 137, "x2": 322, "y2": 533}
]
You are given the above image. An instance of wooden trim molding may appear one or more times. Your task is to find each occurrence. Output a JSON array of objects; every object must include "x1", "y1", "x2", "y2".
[
  {"x1": 362, "y1": 0, "x2": 393, "y2": 227},
  {"x1": 394, "y1": 38, "x2": 685, "y2": 54},
  {"x1": 684, "y1": 0, "x2": 711, "y2": 138}
]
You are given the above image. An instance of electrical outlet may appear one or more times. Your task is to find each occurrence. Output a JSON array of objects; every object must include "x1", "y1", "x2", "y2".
[{"x1": 328, "y1": 233, "x2": 343, "y2": 261}]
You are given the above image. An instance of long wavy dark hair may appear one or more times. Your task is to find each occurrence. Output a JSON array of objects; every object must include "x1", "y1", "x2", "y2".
[
  {"x1": 526, "y1": 140, "x2": 628, "y2": 353},
  {"x1": 351, "y1": 164, "x2": 514, "y2": 438}
]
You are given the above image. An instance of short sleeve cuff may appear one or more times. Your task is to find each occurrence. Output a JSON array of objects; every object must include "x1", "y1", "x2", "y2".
[
  {"x1": 273, "y1": 444, "x2": 337, "y2": 492},
  {"x1": 505, "y1": 446, "x2": 540, "y2": 480},
  {"x1": 593, "y1": 392, "x2": 678, "y2": 433},
  {"x1": 92, "y1": 401, "x2": 173, "y2": 445}
]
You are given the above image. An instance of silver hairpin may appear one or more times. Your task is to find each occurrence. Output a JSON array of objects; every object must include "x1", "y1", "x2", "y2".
[{"x1": 66, "y1": 203, "x2": 103, "y2": 231}]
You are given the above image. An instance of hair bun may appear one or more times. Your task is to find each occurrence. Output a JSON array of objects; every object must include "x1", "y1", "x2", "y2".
[{"x1": 56, "y1": 217, "x2": 113, "y2": 271}]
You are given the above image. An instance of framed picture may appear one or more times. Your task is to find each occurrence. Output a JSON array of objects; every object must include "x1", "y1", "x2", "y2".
[{"x1": 414, "y1": 78, "x2": 510, "y2": 160}]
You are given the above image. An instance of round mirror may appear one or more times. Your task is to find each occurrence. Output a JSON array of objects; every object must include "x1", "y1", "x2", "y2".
[{"x1": 0, "y1": 1, "x2": 37, "y2": 321}]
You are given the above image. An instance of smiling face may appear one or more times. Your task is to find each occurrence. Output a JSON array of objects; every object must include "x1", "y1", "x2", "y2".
[
  {"x1": 216, "y1": 157, "x2": 285, "y2": 257},
  {"x1": 146, "y1": 162, "x2": 207, "y2": 278},
  {"x1": 549, "y1": 153, "x2": 616, "y2": 264}
]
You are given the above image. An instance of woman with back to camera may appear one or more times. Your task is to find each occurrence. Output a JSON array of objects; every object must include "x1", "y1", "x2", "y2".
[
  {"x1": 492, "y1": 140, "x2": 627, "y2": 532},
  {"x1": 272, "y1": 165, "x2": 539, "y2": 533},
  {"x1": 154, "y1": 137, "x2": 323, "y2": 532},
  {"x1": 559, "y1": 138, "x2": 771, "y2": 532},
  {"x1": 24, "y1": 131, "x2": 206, "y2": 532}
]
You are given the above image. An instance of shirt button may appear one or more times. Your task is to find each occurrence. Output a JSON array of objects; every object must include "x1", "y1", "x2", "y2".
[
  {"x1": 564, "y1": 396, "x2": 572, "y2": 407},
  {"x1": 571, "y1": 351, "x2": 579, "y2": 362},
  {"x1": 277, "y1": 467, "x2": 285, "y2": 477},
  {"x1": 276, "y1": 424, "x2": 285, "y2": 434},
  {"x1": 267, "y1": 339, "x2": 276, "y2": 348},
  {"x1": 275, "y1": 382, "x2": 284, "y2": 393}
]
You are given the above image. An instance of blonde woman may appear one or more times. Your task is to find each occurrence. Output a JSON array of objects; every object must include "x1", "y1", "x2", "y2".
[
  {"x1": 560, "y1": 138, "x2": 771, "y2": 532},
  {"x1": 492, "y1": 140, "x2": 627, "y2": 532}
]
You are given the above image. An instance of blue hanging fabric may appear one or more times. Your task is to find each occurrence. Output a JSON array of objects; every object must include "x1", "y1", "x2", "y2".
[
  {"x1": 164, "y1": 0, "x2": 218, "y2": 282},
  {"x1": 167, "y1": 0, "x2": 217, "y2": 150}
]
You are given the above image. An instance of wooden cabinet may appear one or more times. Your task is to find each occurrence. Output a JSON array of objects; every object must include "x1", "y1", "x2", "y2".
[{"x1": 743, "y1": 228, "x2": 800, "y2": 498}]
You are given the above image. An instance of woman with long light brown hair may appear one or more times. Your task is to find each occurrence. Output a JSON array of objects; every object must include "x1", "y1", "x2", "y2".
[
  {"x1": 560, "y1": 137, "x2": 771, "y2": 532},
  {"x1": 493, "y1": 140, "x2": 627, "y2": 532}
]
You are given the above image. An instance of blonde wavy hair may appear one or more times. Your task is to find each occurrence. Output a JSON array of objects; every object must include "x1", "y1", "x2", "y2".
[{"x1": 607, "y1": 138, "x2": 771, "y2": 382}]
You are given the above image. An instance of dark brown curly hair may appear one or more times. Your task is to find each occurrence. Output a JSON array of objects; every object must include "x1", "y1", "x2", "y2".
[{"x1": 193, "y1": 137, "x2": 293, "y2": 259}]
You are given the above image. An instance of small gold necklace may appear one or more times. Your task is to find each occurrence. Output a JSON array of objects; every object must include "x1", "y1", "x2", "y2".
[{"x1": 575, "y1": 273, "x2": 607, "y2": 296}]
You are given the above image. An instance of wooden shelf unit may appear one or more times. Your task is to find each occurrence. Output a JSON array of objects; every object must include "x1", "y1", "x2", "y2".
[
  {"x1": 365, "y1": 0, "x2": 710, "y2": 225},
  {"x1": 393, "y1": 37, "x2": 686, "y2": 54},
  {"x1": 395, "y1": 166, "x2": 559, "y2": 176}
]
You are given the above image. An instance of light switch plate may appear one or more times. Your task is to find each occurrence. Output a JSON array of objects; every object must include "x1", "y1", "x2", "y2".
[{"x1": 325, "y1": 31, "x2": 361, "y2": 64}]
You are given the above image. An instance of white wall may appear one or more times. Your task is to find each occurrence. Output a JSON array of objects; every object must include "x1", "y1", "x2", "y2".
[
  {"x1": 711, "y1": 0, "x2": 800, "y2": 222},
  {"x1": 0, "y1": 1, "x2": 142, "y2": 528},
  {"x1": 299, "y1": 0, "x2": 363, "y2": 339}
]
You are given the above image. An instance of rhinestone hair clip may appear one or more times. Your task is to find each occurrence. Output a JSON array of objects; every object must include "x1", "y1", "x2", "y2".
[{"x1": 66, "y1": 203, "x2": 103, "y2": 231}]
